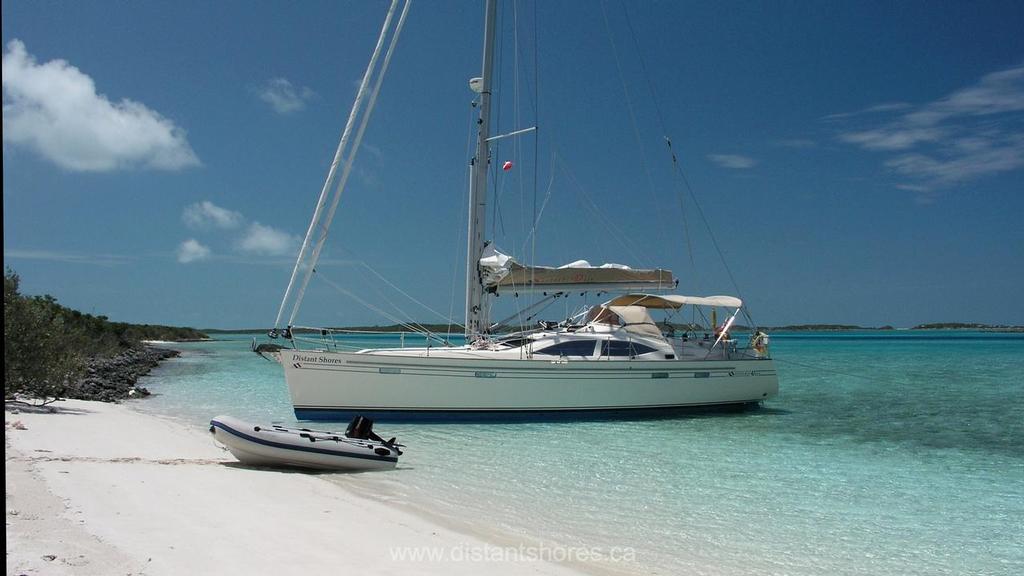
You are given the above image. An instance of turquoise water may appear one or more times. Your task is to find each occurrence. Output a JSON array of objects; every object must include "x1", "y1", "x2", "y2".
[{"x1": 136, "y1": 332, "x2": 1024, "y2": 575}]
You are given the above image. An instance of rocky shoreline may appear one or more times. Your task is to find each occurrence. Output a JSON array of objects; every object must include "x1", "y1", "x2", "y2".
[{"x1": 68, "y1": 346, "x2": 180, "y2": 402}]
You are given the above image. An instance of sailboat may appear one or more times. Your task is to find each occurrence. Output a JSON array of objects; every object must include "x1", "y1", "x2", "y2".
[{"x1": 259, "y1": 0, "x2": 778, "y2": 421}]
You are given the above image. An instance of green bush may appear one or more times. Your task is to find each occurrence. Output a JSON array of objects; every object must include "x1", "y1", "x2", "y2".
[{"x1": 4, "y1": 269, "x2": 83, "y2": 403}]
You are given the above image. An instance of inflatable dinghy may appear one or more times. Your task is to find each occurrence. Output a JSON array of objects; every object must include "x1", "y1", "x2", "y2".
[{"x1": 210, "y1": 415, "x2": 401, "y2": 471}]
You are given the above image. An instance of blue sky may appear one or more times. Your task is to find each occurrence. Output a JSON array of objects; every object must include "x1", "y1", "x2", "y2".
[{"x1": 3, "y1": 0, "x2": 1023, "y2": 329}]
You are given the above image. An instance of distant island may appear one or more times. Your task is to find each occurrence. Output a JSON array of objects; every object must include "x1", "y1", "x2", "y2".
[
  {"x1": 756, "y1": 323, "x2": 1019, "y2": 332},
  {"x1": 750, "y1": 324, "x2": 883, "y2": 332},
  {"x1": 910, "y1": 322, "x2": 1023, "y2": 331}
]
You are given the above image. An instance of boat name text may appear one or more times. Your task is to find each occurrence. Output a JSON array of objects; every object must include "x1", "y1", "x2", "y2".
[{"x1": 294, "y1": 354, "x2": 346, "y2": 365}]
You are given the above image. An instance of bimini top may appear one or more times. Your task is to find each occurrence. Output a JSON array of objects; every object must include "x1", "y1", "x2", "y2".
[{"x1": 604, "y1": 293, "x2": 743, "y2": 309}]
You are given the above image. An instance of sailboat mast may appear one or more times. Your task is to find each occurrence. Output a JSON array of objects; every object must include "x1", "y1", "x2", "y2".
[{"x1": 465, "y1": 0, "x2": 498, "y2": 340}]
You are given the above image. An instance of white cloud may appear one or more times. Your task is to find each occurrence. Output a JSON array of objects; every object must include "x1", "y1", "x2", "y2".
[
  {"x1": 1, "y1": 39, "x2": 199, "y2": 172},
  {"x1": 177, "y1": 239, "x2": 211, "y2": 263},
  {"x1": 773, "y1": 138, "x2": 817, "y2": 149},
  {"x1": 823, "y1": 102, "x2": 911, "y2": 120},
  {"x1": 708, "y1": 154, "x2": 757, "y2": 169},
  {"x1": 238, "y1": 222, "x2": 299, "y2": 256},
  {"x1": 894, "y1": 183, "x2": 930, "y2": 192},
  {"x1": 183, "y1": 200, "x2": 243, "y2": 229},
  {"x1": 863, "y1": 102, "x2": 913, "y2": 114},
  {"x1": 834, "y1": 63, "x2": 1024, "y2": 190},
  {"x1": 906, "y1": 65, "x2": 1024, "y2": 124},
  {"x1": 839, "y1": 126, "x2": 945, "y2": 151},
  {"x1": 258, "y1": 77, "x2": 315, "y2": 114},
  {"x1": 883, "y1": 134, "x2": 1024, "y2": 185},
  {"x1": 178, "y1": 200, "x2": 300, "y2": 260},
  {"x1": 4, "y1": 248, "x2": 132, "y2": 266}
]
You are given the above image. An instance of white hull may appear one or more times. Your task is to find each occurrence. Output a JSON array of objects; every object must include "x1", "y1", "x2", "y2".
[
  {"x1": 280, "y1": 348, "x2": 778, "y2": 421},
  {"x1": 210, "y1": 415, "x2": 399, "y2": 470}
]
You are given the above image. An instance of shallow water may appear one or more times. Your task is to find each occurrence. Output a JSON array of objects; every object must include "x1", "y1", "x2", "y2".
[{"x1": 136, "y1": 331, "x2": 1024, "y2": 575}]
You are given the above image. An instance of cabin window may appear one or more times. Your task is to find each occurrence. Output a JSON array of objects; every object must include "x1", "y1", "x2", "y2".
[
  {"x1": 601, "y1": 340, "x2": 658, "y2": 357},
  {"x1": 534, "y1": 340, "x2": 598, "y2": 356},
  {"x1": 499, "y1": 338, "x2": 532, "y2": 348}
]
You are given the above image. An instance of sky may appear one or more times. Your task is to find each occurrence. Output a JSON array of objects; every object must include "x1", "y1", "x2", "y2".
[{"x1": 3, "y1": 0, "x2": 1023, "y2": 329}]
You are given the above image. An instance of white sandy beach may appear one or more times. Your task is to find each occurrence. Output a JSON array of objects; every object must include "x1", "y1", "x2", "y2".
[{"x1": 5, "y1": 400, "x2": 588, "y2": 576}]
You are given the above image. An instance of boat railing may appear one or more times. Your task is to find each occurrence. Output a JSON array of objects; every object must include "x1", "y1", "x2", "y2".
[
  {"x1": 665, "y1": 333, "x2": 767, "y2": 360},
  {"x1": 288, "y1": 326, "x2": 461, "y2": 352},
  {"x1": 665, "y1": 332, "x2": 720, "y2": 355}
]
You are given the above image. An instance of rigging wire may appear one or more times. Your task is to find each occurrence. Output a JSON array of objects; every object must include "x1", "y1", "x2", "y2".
[
  {"x1": 355, "y1": 261, "x2": 458, "y2": 326},
  {"x1": 489, "y1": 0, "x2": 505, "y2": 240},
  {"x1": 617, "y1": 2, "x2": 698, "y2": 288},
  {"x1": 519, "y1": 153, "x2": 556, "y2": 256},
  {"x1": 316, "y1": 272, "x2": 449, "y2": 345},
  {"x1": 668, "y1": 143, "x2": 748, "y2": 309},
  {"x1": 664, "y1": 140, "x2": 698, "y2": 289},
  {"x1": 490, "y1": 292, "x2": 562, "y2": 333},
  {"x1": 514, "y1": 0, "x2": 524, "y2": 256},
  {"x1": 487, "y1": 1, "x2": 657, "y2": 287},
  {"x1": 557, "y1": 153, "x2": 649, "y2": 266},
  {"x1": 493, "y1": 0, "x2": 544, "y2": 336},
  {"x1": 616, "y1": 0, "x2": 755, "y2": 324},
  {"x1": 512, "y1": 0, "x2": 525, "y2": 335},
  {"x1": 618, "y1": 1, "x2": 667, "y2": 134},
  {"x1": 321, "y1": 243, "x2": 464, "y2": 337},
  {"x1": 599, "y1": 0, "x2": 671, "y2": 254},
  {"x1": 350, "y1": 266, "x2": 438, "y2": 339},
  {"x1": 531, "y1": 0, "x2": 540, "y2": 320},
  {"x1": 349, "y1": 266, "x2": 431, "y2": 335}
]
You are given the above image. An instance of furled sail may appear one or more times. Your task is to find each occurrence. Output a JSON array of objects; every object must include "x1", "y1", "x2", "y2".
[{"x1": 480, "y1": 246, "x2": 675, "y2": 294}]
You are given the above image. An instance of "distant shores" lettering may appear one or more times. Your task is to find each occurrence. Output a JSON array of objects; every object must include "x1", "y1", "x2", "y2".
[{"x1": 293, "y1": 354, "x2": 345, "y2": 365}]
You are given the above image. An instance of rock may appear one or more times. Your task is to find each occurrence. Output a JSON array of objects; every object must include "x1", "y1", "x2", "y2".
[{"x1": 65, "y1": 346, "x2": 180, "y2": 403}]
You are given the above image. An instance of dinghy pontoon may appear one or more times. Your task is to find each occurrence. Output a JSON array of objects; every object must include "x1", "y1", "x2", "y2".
[{"x1": 210, "y1": 415, "x2": 401, "y2": 471}]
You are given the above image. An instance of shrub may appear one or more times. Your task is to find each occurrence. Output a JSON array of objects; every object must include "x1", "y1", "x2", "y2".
[{"x1": 4, "y1": 269, "x2": 84, "y2": 403}]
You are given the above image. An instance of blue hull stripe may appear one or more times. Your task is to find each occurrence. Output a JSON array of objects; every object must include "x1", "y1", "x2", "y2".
[
  {"x1": 294, "y1": 402, "x2": 761, "y2": 423},
  {"x1": 210, "y1": 420, "x2": 398, "y2": 463}
]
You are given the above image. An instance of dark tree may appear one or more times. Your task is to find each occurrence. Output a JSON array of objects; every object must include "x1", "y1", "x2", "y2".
[{"x1": 4, "y1": 269, "x2": 83, "y2": 403}]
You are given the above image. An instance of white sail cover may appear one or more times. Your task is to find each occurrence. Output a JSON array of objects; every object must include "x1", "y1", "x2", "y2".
[
  {"x1": 479, "y1": 245, "x2": 514, "y2": 286},
  {"x1": 480, "y1": 247, "x2": 675, "y2": 294}
]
